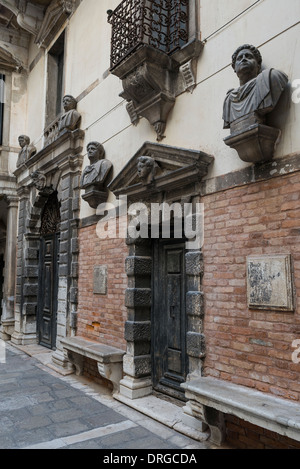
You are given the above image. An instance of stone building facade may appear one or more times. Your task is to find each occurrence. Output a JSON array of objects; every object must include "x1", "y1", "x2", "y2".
[{"x1": 0, "y1": 0, "x2": 300, "y2": 449}]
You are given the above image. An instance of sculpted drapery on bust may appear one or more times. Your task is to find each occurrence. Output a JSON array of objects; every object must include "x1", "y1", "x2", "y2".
[
  {"x1": 223, "y1": 44, "x2": 288, "y2": 130},
  {"x1": 58, "y1": 95, "x2": 81, "y2": 132},
  {"x1": 80, "y1": 142, "x2": 112, "y2": 190},
  {"x1": 16, "y1": 135, "x2": 37, "y2": 168}
]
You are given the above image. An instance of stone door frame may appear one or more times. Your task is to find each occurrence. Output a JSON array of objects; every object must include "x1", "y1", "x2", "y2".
[
  {"x1": 108, "y1": 141, "x2": 214, "y2": 399},
  {"x1": 12, "y1": 129, "x2": 84, "y2": 372}
]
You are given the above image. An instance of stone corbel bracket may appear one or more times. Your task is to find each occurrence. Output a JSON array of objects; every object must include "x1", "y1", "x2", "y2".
[
  {"x1": 174, "y1": 40, "x2": 204, "y2": 94},
  {"x1": 224, "y1": 122, "x2": 281, "y2": 164},
  {"x1": 81, "y1": 185, "x2": 110, "y2": 210},
  {"x1": 111, "y1": 40, "x2": 203, "y2": 141}
]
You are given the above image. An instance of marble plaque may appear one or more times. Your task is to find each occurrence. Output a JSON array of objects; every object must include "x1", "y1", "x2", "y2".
[
  {"x1": 247, "y1": 254, "x2": 294, "y2": 311},
  {"x1": 93, "y1": 265, "x2": 107, "y2": 295}
]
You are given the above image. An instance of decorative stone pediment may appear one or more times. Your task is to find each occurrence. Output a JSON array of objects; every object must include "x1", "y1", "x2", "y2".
[
  {"x1": 0, "y1": 45, "x2": 23, "y2": 72},
  {"x1": 0, "y1": 0, "x2": 76, "y2": 46},
  {"x1": 108, "y1": 142, "x2": 214, "y2": 201},
  {"x1": 35, "y1": 0, "x2": 75, "y2": 48}
]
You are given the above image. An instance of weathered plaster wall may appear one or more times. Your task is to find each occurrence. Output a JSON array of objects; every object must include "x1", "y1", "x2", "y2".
[{"x1": 3, "y1": 0, "x2": 299, "y2": 190}]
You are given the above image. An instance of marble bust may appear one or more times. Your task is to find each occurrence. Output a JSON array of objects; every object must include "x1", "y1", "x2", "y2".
[
  {"x1": 223, "y1": 44, "x2": 288, "y2": 130},
  {"x1": 16, "y1": 135, "x2": 36, "y2": 168},
  {"x1": 80, "y1": 142, "x2": 112, "y2": 189},
  {"x1": 58, "y1": 95, "x2": 81, "y2": 132}
]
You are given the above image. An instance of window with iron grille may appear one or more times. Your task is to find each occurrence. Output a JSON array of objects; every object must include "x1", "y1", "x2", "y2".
[
  {"x1": 0, "y1": 74, "x2": 4, "y2": 146},
  {"x1": 108, "y1": 0, "x2": 189, "y2": 69}
]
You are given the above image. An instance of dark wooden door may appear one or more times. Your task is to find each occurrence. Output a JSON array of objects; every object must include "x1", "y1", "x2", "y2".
[
  {"x1": 37, "y1": 233, "x2": 59, "y2": 349},
  {"x1": 152, "y1": 240, "x2": 187, "y2": 399}
]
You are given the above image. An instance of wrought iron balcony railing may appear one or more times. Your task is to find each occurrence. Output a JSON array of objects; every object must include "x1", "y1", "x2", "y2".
[{"x1": 108, "y1": 0, "x2": 189, "y2": 69}]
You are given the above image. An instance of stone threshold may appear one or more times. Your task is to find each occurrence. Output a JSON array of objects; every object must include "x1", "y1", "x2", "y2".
[{"x1": 113, "y1": 391, "x2": 210, "y2": 443}]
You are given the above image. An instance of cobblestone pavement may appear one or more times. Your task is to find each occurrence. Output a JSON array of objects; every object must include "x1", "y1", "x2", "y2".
[{"x1": 0, "y1": 343, "x2": 213, "y2": 451}]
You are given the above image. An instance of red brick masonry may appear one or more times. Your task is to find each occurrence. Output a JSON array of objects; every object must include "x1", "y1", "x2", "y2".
[
  {"x1": 78, "y1": 224, "x2": 127, "y2": 351},
  {"x1": 203, "y1": 172, "x2": 300, "y2": 400}
]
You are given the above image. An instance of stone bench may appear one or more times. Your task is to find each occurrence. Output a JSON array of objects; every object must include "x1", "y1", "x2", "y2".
[
  {"x1": 60, "y1": 337, "x2": 125, "y2": 393},
  {"x1": 181, "y1": 377, "x2": 300, "y2": 445}
]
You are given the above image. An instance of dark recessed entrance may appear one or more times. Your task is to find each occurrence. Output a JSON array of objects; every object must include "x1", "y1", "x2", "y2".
[
  {"x1": 37, "y1": 192, "x2": 60, "y2": 350},
  {"x1": 152, "y1": 239, "x2": 187, "y2": 400}
]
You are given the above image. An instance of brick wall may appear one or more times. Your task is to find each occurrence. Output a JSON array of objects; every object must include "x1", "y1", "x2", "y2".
[
  {"x1": 77, "y1": 223, "x2": 128, "y2": 350},
  {"x1": 202, "y1": 171, "x2": 300, "y2": 401},
  {"x1": 83, "y1": 356, "x2": 113, "y2": 392},
  {"x1": 225, "y1": 415, "x2": 300, "y2": 449}
]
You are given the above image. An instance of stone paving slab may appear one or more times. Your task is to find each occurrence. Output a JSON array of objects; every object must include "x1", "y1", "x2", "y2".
[{"x1": 0, "y1": 343, "x2": 213, "y2": 451}]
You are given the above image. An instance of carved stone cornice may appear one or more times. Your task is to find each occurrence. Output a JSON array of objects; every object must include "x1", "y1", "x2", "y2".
[
  {"x1": 0, "y1": 45, "x2": 23, "y2": 72},
  {"x1": 0, "y1": 0, "x2": 76, "y2": 47},
  {"x1": 0, "y1": 0, "x2": 45, "y2": 36}
]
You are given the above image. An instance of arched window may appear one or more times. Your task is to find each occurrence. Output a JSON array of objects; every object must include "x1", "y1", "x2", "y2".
[{"x1": 40, "y1": 192, "x2": 61, "y2": 236}]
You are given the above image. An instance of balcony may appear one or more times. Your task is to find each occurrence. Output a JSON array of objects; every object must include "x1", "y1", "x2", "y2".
[
  {"x1": 108, "y1": 0, "x2": 189, "y2": 70},
  {"x1": 108, "y1": 0, "x2": 202, "y2": 141}
]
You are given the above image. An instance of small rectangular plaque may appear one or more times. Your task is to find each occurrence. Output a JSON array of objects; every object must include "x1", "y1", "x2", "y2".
[
  {"x1": 247, "y1": 254, "x2": 294, "y2": 312},
  {"x1": 93, "y1": 265, "x2": 107, "y2": 295}
]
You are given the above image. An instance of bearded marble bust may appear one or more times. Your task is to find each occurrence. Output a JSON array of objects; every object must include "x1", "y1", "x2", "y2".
[{"x1": 223, "y1": 44, "x2": 288, "y2": 130}]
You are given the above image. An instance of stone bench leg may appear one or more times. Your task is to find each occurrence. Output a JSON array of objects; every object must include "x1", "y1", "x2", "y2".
[
  {"x1": 97, "y1": 362, "x2": 123, "y2": 393},
  {"x1": 203, "y1": 406, "x2": 226, "y2": 446},
  {"x1": 64, "y1": 349, "x2": 84, "y2": 376}
]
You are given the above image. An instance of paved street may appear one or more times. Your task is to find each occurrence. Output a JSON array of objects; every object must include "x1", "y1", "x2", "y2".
[{"x1": 0, "y1": 343, "x2": 212, "y2": 451}]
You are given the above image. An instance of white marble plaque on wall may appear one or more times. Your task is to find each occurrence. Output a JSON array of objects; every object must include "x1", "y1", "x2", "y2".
[
  {"x1": 247, "y1": 254, "x2": 294, "y2": 312},
  {"x1": 93, "y1": 265, "x2": 107, "y2": 295}
]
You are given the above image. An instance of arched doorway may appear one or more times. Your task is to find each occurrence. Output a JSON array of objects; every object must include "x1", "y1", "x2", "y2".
[{"x1": 37, "y1": 192, "x2": 61, "y2": 349}]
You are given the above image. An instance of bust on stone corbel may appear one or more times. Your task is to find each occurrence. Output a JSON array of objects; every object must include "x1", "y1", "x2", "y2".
[
  {"x1": 58, "y1": 95, "x2": 81, "y2": 133},
  {"x1": 223, "y1": 44, "x2": 288, "y2": 163},
  {"x1": 80, "y1": 142, "x2": 113, "y2": 209},
  {"x1": 16, "y1": 135, "x2": 37, "y2": 168}
]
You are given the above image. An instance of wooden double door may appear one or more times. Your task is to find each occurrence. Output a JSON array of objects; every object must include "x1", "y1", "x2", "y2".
[
  {"x1": 152, "y1": 240, "x2": 187, "y2": 400},
  {"x1": 37, "y1": 233, "x2": 60, "y2": 350}
]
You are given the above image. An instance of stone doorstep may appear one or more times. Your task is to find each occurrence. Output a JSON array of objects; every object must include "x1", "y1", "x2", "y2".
[
  {"x1": 7, "y1": 342, "x2": 53, "y2": 365},
  {"x1": 182, "y1": 377, "x2": 300, "y2": 443},
  {"x1": 113, "y1": 391, "x2": 211, "y2": 444}
]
